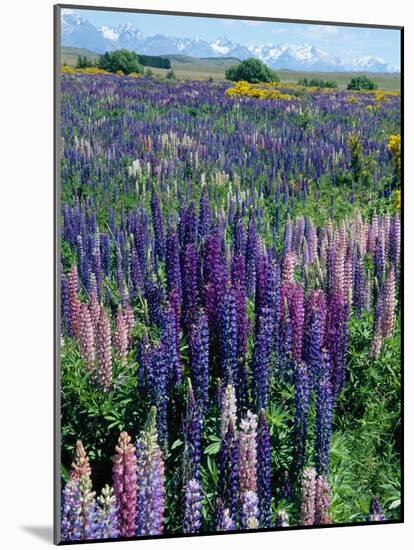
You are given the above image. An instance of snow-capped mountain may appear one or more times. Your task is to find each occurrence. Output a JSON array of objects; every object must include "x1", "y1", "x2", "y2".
[{"x1": 60, "y1": 10, "x2": 399, "y2": 73}]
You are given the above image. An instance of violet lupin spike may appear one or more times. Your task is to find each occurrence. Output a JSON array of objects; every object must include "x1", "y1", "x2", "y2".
[
  {"x1": 220, "y1": 286, "x2": 238, "y2": 386},
  {"x1": 68, "y1": 265, "x2": 81, "y2": 338},
  {"x1": 112, "y1": 431, "x2": 137, "y2": 538},
  {"x1": 240, "y1": 491, "x2": 260, "y2": 530},
  {"x1": 367, "y1": 496, "x2": 386, "y2": 521},
  {"x1": 136, "y1": 407, "x2": 165, "y2": 536},
  {"x1": 293, "y1": 361, "x2": 311, "y2": 474},
  {"x1": 190, "y1": 312, "x2": 209, "y2": 413},
  {"x1": 184, "y1": 380, "x2": 202, "y2": 481},
  {"x1": 61, "y1": 270, "x2": 71, "y2": 336},
  {"x1": 183, "y1": 478, "x2": 203, "y2": 534},
  {"x1": 95, "y1": 485, "x2": 120, "y2": 539},
  {"x1": 217, "y1": 419, "x2": 239, "y2": 523},
  {"x1": 151, "y1": 188, "x2": 165, "y2": 261},
  {"x1": 315, "y1": 351, "x2": 333, "y2": 476}
]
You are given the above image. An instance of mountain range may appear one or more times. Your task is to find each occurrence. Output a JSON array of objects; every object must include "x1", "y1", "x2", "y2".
[{"x1": 61, "y1": 10, "x2": 399, "y2": 73}]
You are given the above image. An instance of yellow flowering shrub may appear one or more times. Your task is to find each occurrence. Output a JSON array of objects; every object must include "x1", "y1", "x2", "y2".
[
  {"x1": 395, "y1": 190, "x2": 401, "y2": 210},
  {"x1": 388, "y1": 134, "x2": 401, "y2": 177},
  {"x1": 225, "y1": 81, "x2": 294, "y2": 100}
]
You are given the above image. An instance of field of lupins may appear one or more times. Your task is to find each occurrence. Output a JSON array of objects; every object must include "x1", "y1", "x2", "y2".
[{"x1": 59, "y1": 72, "x2": 401, "y2": 542}]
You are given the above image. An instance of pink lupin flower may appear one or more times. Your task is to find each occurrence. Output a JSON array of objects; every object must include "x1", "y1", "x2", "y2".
[
  {"x1": 70, "y1": 440, "x2": 92, "y2": 481},
  {"x1": 68, "y1": 265, "x2": 81, "y2": 338},
  {"x1": 315, "y1": 475, "x2": 332, "y2": 525},
  {"x1": 239, "y1": 411, "x2": 258, "y2": 494},
  {"x1": 112, "y1": 431, "x2": 137, "y2": 538},
  {"x1": 89, "y1": 293, "x2": 101, "y2": 343},
  {"x1": 123, "y1": 303, "x2": 135, "y2": 346},
  {"x1": 79, "y1": 303, "x2": 95, "y2": 374},
  {"x1": 114, "y1": 306, "x2": 128, "y2": 360},
  {"x1": 282, "y1": 252, "x2": 296, "y2": 283},
  {"x1": 300, "y1": 467, "x2": 316, "y2": 526},
  {"x1": 96, "y1": 305, "x2": 112, "y2": 390},
  {"x1": 382, "y1": 269, "x2": 396, "y2": 339},
  {"x1": 220, "y1": 384, "x2": 237, "y2": 438}
]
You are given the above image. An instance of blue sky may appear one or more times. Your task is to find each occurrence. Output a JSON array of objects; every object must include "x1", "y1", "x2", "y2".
[{"x1": 66, "y1": 8, "x2": 401, "y2": 67}]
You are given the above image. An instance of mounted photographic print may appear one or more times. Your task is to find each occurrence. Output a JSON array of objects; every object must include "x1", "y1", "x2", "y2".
[{"x1": 54, "y1": 4, "x2": 403, "y2": 544}]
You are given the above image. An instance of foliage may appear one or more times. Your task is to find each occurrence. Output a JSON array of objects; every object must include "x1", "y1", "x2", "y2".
[
  {"x1": 98, "y1": 49, "x2": 143, "y2": 75},
  {"x1": 347, "y1": 75, "x2": 378, "y2": 91},
  {"x1": 225, "y1": 57, "x2": 280, "y2": 83},
  {"x1": 298, "y1": 77, "x2": 337, "y2": 88}
]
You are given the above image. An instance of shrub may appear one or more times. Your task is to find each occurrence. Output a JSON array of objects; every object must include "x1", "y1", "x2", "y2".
[
  {"x1": 347, "y1": 75, "x2": 378, "y2": 91},
  {"x1": 225, "y1": 58, "x2": 280, "y2": 84},
  {"x1": 165, "y1": 69, "x2": 176, "y2": 80},
  {"x1": 298, "y1": 77, "x2": 337, "y2": 88},
  {"x1": 98, "y1": 49, "x2": 143, "y2": 75}
]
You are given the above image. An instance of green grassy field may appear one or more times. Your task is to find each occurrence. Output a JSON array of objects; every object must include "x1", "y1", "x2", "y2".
[{"x1": 61, "y1": 47, "x2": 401, "y2": 90}]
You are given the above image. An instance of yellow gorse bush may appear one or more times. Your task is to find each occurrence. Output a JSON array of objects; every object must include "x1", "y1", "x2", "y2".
[
  {"x1": 225, "y1": 81, "x2": 294, "y2": 100},
  {"x1": 388, "y1": 133, "x2": 401, "y2": 176},
  {"x1": 61, "y1": 66, "x2": 141, "y2": 78}
]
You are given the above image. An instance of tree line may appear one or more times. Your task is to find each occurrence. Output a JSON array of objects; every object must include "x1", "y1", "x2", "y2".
[{"x1": 76, "y1": 49, "x2": 171, "y2": 74}]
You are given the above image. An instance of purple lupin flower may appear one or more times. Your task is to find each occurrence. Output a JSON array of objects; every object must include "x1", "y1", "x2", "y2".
[
  {"x1": 217, "y1": 419, "x2": 239, "y2": 523},
  {"x1": 239, "y1": 411, "x2": 258, "y2": 494},
  {"x1": 144, "y1": 343, "x2": 169, "y2": 444},
  {"x1": 257, "y1": 410, "x2": 271, "y2": 528},
  {"x1": 199, "y1": 190, "x2": 211, "y2": 240},
  {"x1": 315, "y1": 351, "x2": 333, "y2": 476},
  {"x1": 190, "y1": 311, "x2": 209, "y2": 413},
  {"x1": 300, "y1": 467, "x2": 316, "y2": 526},
  {"x1": 62, "y1": 442, "x2": 98, "y2": 541},
  {"x1": 68, "y1": 265, "x2": 81, "y2": 338},
  {"x1": 184, "y1": 381, "x2": 202, "y2": 481},
  {"x1": 95, "y1": 485, "x2": 120, "y2": 539},
  {"x1": 136, "y1": 407, "x2": 165, "y2": 536},
  {"x1": 183, "y1": 478, "x2": 203, "y2": 534},
  {"x1": 220, "y1": 286, "x2": 238, "y2": 386},
  {"x1": 151, "y1": 188, "x2": 165, "y2": 261},
  {"x1": 252, "y1": 308, "x2": 273, "y2": 409},
  {"x1": 182, "y1": 243, "x2": 199, "y2": 330},
  {"x1": 314, "y1": 475, "x2": 332, "y2": 525},
  {"x1": 162, "y1": 302, "x2": 181, "y2": 386},
  {"x1": 61, "y1": 479, "x2": 83, "y2": 541},
  {"x1": 203, "y1": 232, "x2": 227, "y2": 330},
  {"x1": 368, "y1": 496, "x2": 386, "y2": 521},
  {"x1": 217, "y1": 505, "x2": 236, "y2": 532},
  {"x1": 246, "y1": 213, "x2": 258, "y2": 296},
  {"x1": 166, "y1": 228, "x2": 181, "y2": 299},
  {"x1": 61, "y1": 270, "x2": 71, "y2": 336},
  {"x1": 112, "y1": 431, "x2": 137, "y2": 538},
  {"x1": 326, "y1": 292, "x2": 349, "y2": 398},
  {"x1": 240, "y1": 491, "x2": 260, "y2": 530}
]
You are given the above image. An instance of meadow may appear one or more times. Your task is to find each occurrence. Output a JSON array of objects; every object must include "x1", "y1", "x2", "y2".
[{"x1": 59, "y1": 72, "x2": 401, "y2": 541}]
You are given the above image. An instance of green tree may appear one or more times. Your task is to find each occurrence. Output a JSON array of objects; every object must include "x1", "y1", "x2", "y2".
[
  {"x1": 347, "y1": 75, "x2": 377, "y2": 91},
  {"x1": 76, "y1": 55, "x2": 94, "y2": 69},
  {"x1": 225, "y1": 58, "x2": 280, "y2": 83},
  {"x1": 98, "y1": 49, "x2": 143, "y2": 75},
  {"x1": 165, "y1": 69, "x2": 176, "y2": 80}
]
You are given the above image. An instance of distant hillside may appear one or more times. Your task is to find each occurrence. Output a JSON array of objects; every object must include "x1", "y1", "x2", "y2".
[
  {"x1": 60, "y1": 47, "x2": 400, "y2": 90},
  {"x1": 61, "y1": 47, "x2": 100, "y2": 66}
]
